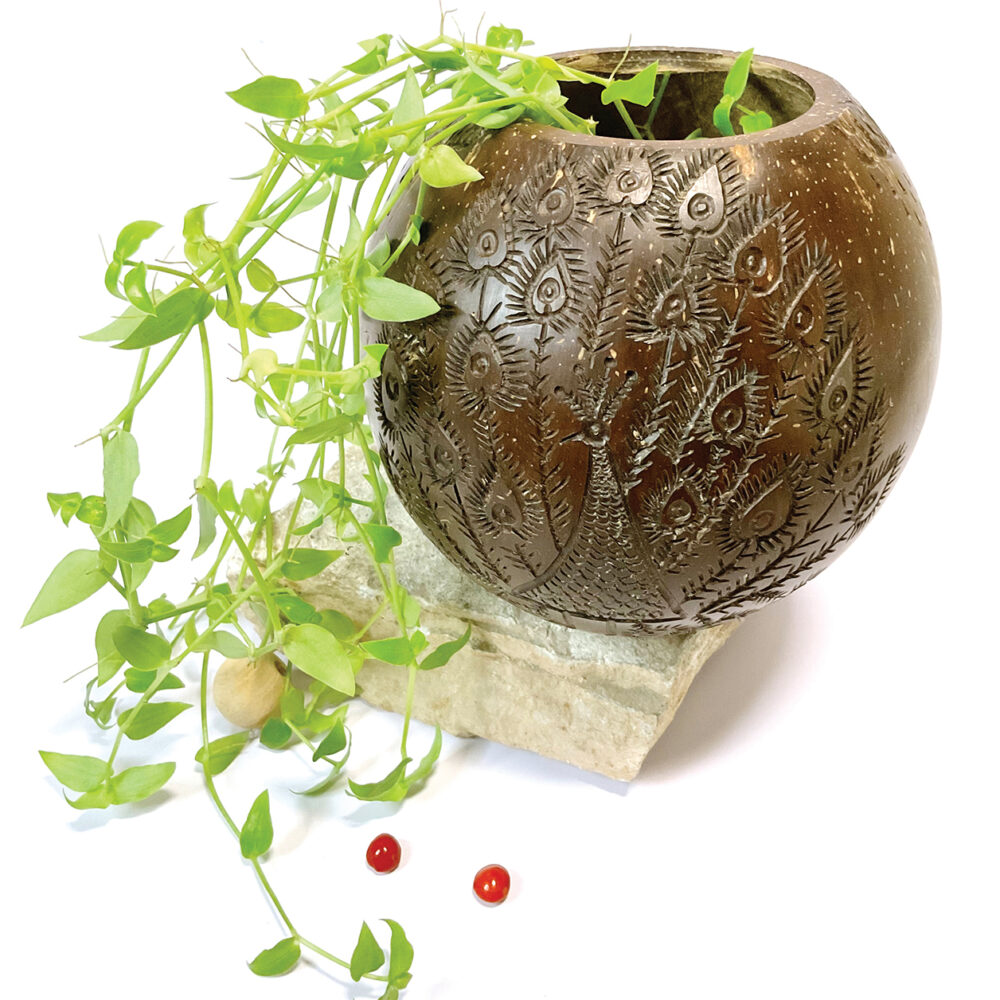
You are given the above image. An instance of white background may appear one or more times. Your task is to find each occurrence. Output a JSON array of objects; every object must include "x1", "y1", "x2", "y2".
[{"x1": 2, "y1": 1, "x2": 997, "y2": 997}]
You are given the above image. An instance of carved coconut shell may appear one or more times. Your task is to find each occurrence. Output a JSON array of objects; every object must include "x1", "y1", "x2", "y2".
[{"x1": 360, "y1": 48, "x2": 940, "y2": 635}]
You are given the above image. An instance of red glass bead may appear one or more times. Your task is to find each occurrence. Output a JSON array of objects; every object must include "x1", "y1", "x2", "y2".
[
  {"x1": 366, "y1": 833, "x2": 401, "y2": 874},
  {"x1": 473, "y1": 864, "x2": 510, "y2": 905}
]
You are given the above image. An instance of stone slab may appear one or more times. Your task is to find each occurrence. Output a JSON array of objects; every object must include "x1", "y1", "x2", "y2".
[{"x1": 257, "y1": 443, "x2": 737, "y2": 781}]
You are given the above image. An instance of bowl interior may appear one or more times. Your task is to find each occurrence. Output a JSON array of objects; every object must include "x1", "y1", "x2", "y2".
[{"x1": 556, "y1": 48, "x2": 816, "y2": 139}]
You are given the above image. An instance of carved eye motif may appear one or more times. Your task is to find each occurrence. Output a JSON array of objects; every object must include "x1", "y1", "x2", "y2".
[
  {"x1": 820, "y1": 344, "x2": 857, "y2": 423},
  {"x1": 379, "y1": 350, "x2": 408, "y2": 425},
  {"x1": 528, "y1": 261, "x2": 569, "y2": 315},
  {"x1": 829, "y1": 426, "x2": 875, "y2": 492},
  {"x1": 536, "y1": 184, "x2": 574, "y2": 226},
  {"x1": 661, "y1": 488, "x2": 696, "y2": 529},
  {"x1": 679, "y1": 164, "x2": 726, "y2": 234},
  {"x1": 715, "y1": 201, "x2": 797, "y2": 297},
  {"x1": 734, "y1": 221, "x2": 785, "y2": 294},
  {"x1": 737, "y1": 244, "x2": 768, "y2": 279},
  {"x1": 477, "y1": 472, "x2": 525, "y2": 536},
  {"x1": 712, "y1": 386, "x2": 749, "y2": 437},
  {"x1": 733, "y1": 481, "x2": 793, "y2": 542},
  {"x1": 424, "y1": 426, "x2": 460, "y2": 486},
  {"x1": 467, "y1": 218, "x2": 507, "y2": 269},
  {"x1": 651, "y1": 287, "x2": 689, "y2": 327},
  {"x1": 463, "y1": 333, "x2": 502, "y2": 395},
  {"x1": 606, "y1": 157, "x2": 653, "y2": 206}
]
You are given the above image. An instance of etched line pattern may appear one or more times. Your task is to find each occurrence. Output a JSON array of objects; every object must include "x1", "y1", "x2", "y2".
[{"x1": 365, "y1": 120, "x2": 910, "y2": 634}]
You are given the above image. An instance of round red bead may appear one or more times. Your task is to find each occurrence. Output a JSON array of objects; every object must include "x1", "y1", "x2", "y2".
[
  {"x1": 473, "y1": 864, "x2": 510, "y2": 905},
  {"x1": 366, "y1": 833, "x2": 401, "y2": 874}
]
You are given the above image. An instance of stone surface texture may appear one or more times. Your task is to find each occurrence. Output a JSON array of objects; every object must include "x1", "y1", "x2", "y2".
[{"x1": 260, "y1": 443, "x2": 737, "y2": 781}]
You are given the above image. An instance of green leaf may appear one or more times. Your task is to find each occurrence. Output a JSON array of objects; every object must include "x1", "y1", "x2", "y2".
[
  {"x1": 312, "y1": 720, "x2": 347, "y2": 760},
  {"x1": 318, "y1": 608, "x2": 355, "y2": 641},
  {"x1": 23, "y1": 549, "x2": 107, "y2": 626},
  {"x1": 713, "y1": 49, "x2": 755, "y2": 137},
  {"x1": 398, "y1": 590, "x2": 421, "y2": 628},
  {"x1": 359, "y1": 275, "x2": 439, "y2": 323},
  {"x1": 227, "y1": 76, "x2": 308, "y2": 119},
  {"x1": 96, "y1": 609, "x2": 130, "y2": 684},
  {"x1": 250, "y1": 301, "x2": 303, "y2": 333},
  {"x1": 100, "y1": 538, "x2": 153, "y2": 563},
  {"x1": 401, "y1": 39, "x2": 466, "y2": 70},
  {"x1": 350, "y1": 922, "x2": 385, "y2": 982},
  {"x1": 417, "y1": 143, "x2": 484, "y2": 188},
  {"x1": 274, "y1": 593, "x2": 321, "y2": 626},
  {"x1": 120, "y1": 701, "x2": 191, "y2": 740},
  {"x1": 347, "y1": 758, "x2": 411, "y2": 802},
  {"x1": 713, "y1": 93, "x2": 736, "y2": 136},
  {"x1": 486, "y1": 23, "x2": 525, "y2": 50},
  {"x1": 419, "y1": 624, "x2": 472, "y2": 671},
  {"x1": 109, "y1": 761, "x2": 175, "y2": 804},
  {"x1": 182, "y1": 202, "x2": 211, "y2": 244},
  {"x1": 262, "y1": 123, "x2": 368, "y2": 175},
  {"x1": 401, "y1": 726, "x2": 442, "y2": 793},
  {"x1": 250, "y1": 182, "x2": 334, "y2": 229},
  {"x1": 283, "y1": 624, "x2": 355, "y2": 695},
  {"x1": 123, "y1": 497, "x2": 155, "y2": 537},
  {"x1": 367, "y1": 235, "x2": 391, "y2": 270},
  {"x1": 344, "y1": 34, "x2": 391, "y2": 75},
  {"x1": 48, "y1": 491, "x2": 82, "y2": 524},
  {"x1": 390, "y1": 68, "x2": 425, "y2": 153},
  {"x1": 149, "y1": 505, "x2": 192, "y2": 544},
  {"x1": 84, "y1": 679, "x2": 117, "y2": 728},
  {"x1": 239, "y1": 790, "x2": 273, "y2": 858},
  {"x1": 285, "y1": 414, "x2": 357, "y2": 447},
  {"x1": 193, "y1": 491, "x2": 217, "y2": 557},
  {"x1": 95, "y1": 302, "x2": 141, "y2": 350},
  {"x1": 191, "y1": 629, "x2": 249, "y2": 658},
  {"x1": 739, "y1": 109, "x2": 773, "y2": 134},
  {"x1": 75, "y1": 495, "x2": 107, "y2": 527},
  {"x1": 724, "y1": 48, "x2": 755, "y2": 100},
  {"x1": 114, "y1": 288, "x2": 213, "y2": 350},
  {"x1": 114, "y1": 220, "x2": 161, "y2": 260},
  {"x1": 39, "y1": 751, "x2": 110, "y2": 793},
  {"x1": 384, "y1": 919, "x2": 414, "y2": 986},
  {"x1": 125, "y1": 668, "x2": 184, "y2": 693},
  {"x1": 316, "y1": 276, "x2": 345, "y2": 321},
  {"x1": 246, "y1": 259, "x2": 277, "y2": 292},
  {"x1": 600, "y1": 61, "x2": 659, "y2": 106},
  {"x1": 281, "y1": 548, "x2": 343, "y2": 581},
  {"x1": 360, "y1": 636, "x2": 413, "y2": 666},
  {"x1": 65, "y1": 785, "x2": 112, "y2": 811},
  {"x1": 280, "y1": 687, "x2": 308, "y2": 727},
  {"x1": 101, "y1": 429, "x2": 139, "y2": 532},
  {"x1": 195, "y1": 731, "x2": 249, "y2": 776},
  {"x1": 360, "y1": 522, "x2": 402, "y2": 563},
  {"x1": 478, "y1": 104, "x2": 525, "y2": 129},
  {"x1": 260, "y1": 717, "x2": 292, "y2": 749},
  {"x1": 113, "y1": 625, "x2": 170, "y2": 670},
  {"x1": 248, "y1": 937, "x2": 300, "y2": 977},
  {"x1": 123, "y1": 262, "x2": 156, "y2": 315}
]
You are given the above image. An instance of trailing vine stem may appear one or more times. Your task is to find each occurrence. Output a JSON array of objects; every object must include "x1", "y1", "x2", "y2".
[{"x1": 29, "y1": 24, "x2": 774, "y2": 992}]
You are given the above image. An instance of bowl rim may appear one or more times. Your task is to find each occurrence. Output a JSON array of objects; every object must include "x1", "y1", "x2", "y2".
[{"x1": 534, "y1": 45, "x2": 852, "y2": 149}]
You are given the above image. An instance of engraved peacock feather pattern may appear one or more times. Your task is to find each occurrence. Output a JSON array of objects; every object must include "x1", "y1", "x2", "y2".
[{"x1": 362, "y1": 112, "x2": 924, "y2": 635}]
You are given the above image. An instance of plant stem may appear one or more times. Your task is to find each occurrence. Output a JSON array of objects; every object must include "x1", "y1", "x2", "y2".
[
  {"x1": 198, "y1": 322, "x2": 213, "y2": 480},
  {"x1": 102, "y1": 327, "x2": 193, "y2": 435}
]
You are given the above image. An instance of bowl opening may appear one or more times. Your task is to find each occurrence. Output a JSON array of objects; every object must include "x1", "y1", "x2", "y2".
[{"x1": 556, "y1": 50, "x2": 816, "y2": 140}]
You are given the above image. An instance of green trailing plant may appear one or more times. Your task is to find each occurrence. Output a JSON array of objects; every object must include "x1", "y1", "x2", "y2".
[{"x1": 25, "y1": 17, "x2": 772, "y2": 993}]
